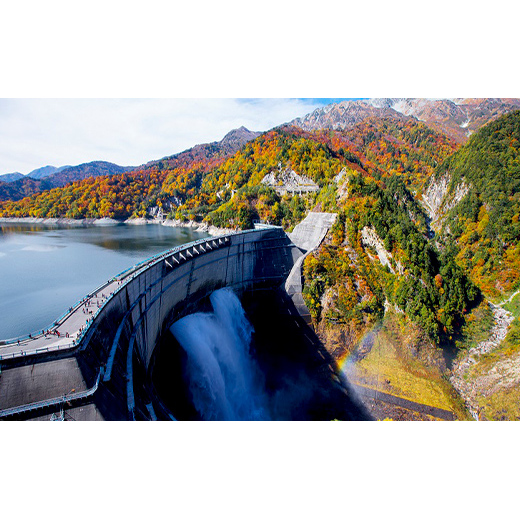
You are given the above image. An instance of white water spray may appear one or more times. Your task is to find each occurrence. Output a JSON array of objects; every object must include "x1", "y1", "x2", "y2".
[{"x1": 170, "y1": 288, "x2": 269, "y2": 420}]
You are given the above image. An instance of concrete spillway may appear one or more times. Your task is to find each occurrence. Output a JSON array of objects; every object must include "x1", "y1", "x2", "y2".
[
  {"x1": 0, "y1": 215, "x2": 342, "y2": 421},
  {"x1": 288, "y1": 212, "x2": 337, "y2": 253},
  {"x1": 285, "y1": 212, "x2": 337, "y2": 324}
]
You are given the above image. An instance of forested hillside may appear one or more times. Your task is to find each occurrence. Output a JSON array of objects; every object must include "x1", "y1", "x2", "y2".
[
  {"x1": 304, "y1": 172, "x2": 478, "y2": 341},
  {"x1": 0, "y1": 116, "x2": 485, "y2": 337},
  {"x1": 0, "y1": 119, "x2": 458, "y2": 229},
  {"x1": 1, "y1": 114, "x2": 517, "y2": 307},
  {"x1": 434, "y1": 110, "x2": 520, "y2": 298}
]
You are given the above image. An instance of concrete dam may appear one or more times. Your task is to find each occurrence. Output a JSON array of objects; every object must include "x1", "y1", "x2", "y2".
[{"x1": 0, "y1": 214, "x2": 370, "y2": 421}]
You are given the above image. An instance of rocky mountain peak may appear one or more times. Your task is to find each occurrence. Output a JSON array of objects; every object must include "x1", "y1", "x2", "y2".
[
  {"x1": 289, "y1": 98, "x2": 520, "y2": 143},
  {"x1": 218, "y1": 126, "x2": 261, "y2": 153},
  {"x1": 289, "y1": 100, "x2": 408, "y2": 131}
]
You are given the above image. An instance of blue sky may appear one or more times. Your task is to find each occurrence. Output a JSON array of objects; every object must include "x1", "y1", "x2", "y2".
[
  {"x1": 297, "y1": 98, "x2": 366, "y2": 106},
  {"x1": 0, "y1": 98, "x2": 356, "y2": 176}
]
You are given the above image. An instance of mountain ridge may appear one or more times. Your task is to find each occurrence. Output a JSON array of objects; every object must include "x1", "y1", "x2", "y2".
[
  {"x1": 0, "y1": 161, "x2": 133, "y2": 202},
  {"x1": 141, "y1": 125, "x2": 261, "y2": 171},
  {"x1": 28, "y1": 165, "x2": 71, "y2": 180},
  {"x1": 0, "y1": 172, "x2": 24, "y2": 184},
  {"x1": 0, "y1": 126, "x2": 260, "y2": 203},
  {"x1": 289, "y1": 98, "x2": 520, "y2": 143}
]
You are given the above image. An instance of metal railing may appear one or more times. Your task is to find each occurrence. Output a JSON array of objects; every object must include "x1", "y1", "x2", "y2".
[
  {"x1": 0, "y1": 341, "x2": 79, "y2": 360},
  {"x1": 0, "y1": 371, "x2": 101, "y2": 418}
]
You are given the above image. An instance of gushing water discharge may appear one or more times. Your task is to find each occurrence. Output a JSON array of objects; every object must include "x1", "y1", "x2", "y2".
[{"x1": 170, "y1": 288, "x2": 269, "y2": 420}]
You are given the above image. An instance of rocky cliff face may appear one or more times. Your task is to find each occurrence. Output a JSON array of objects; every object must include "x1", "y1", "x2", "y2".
[
  {"x1": 361, "y1": 226, "x2": 404, "y2": 275},
  {"x1": 261, "y1": 164, "x2": 319, "y2": 195},
  {"x1": 421, "y1": 172, "x2": 469, "y2": 229}
]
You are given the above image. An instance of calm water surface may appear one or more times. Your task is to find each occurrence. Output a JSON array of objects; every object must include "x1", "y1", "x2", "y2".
[{"x1": 0, "y1": 223, "x2": 209, "y2": 339}]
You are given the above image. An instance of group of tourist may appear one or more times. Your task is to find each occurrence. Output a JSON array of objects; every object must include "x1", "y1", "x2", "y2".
[
  {"x1": 10, "y1": 280, "x2": 121, "y2": 356},
  {"x1": 44, "y1": 329, "x2": 68, "y2": 338}
]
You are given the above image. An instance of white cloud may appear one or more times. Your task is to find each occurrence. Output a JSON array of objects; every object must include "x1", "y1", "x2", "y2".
[{"x1": 0, "y1": 98, "x2": 320, "y2": 175}]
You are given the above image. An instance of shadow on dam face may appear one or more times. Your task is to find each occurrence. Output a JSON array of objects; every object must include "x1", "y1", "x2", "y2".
[{"x1": 151, "y1": 288, "x2": 372, "y2": 421}]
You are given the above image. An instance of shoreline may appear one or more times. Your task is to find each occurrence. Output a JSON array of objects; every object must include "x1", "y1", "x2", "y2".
[{"x1": 0, "y1": 216, "x2": 232, "y2": 236}]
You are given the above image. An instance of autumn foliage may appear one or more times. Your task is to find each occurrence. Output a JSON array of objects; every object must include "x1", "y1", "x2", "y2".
[{"x1": 0, "y1": 112, "x2": 518, "y2": 343}]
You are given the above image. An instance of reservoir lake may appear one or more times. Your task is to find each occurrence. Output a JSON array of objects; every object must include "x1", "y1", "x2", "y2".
[{"x1": 0, "y1": 222, "x2": 209, "y2": 339}]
